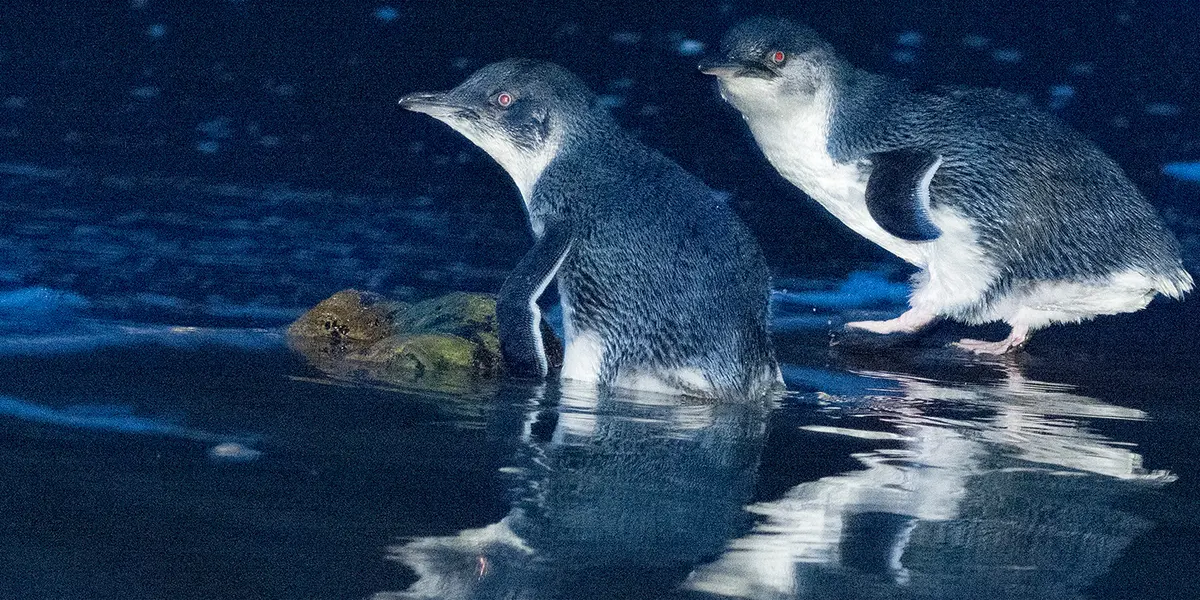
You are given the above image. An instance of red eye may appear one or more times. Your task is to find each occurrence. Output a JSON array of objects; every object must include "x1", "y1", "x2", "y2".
[
  {"x1": 495, "y1": 92, "x2": 513, "y2": 107},
  {"x1": 771, "y1": 50, "x2": 786, "y2": 64}
]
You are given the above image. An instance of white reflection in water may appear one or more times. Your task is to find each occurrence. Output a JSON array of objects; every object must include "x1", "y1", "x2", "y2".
[
  {"x1": 686, "y1": 364, "x2": 1167, "y2": 599},
  {"x1": 378, "y1": 363, "x2": 1168, "y2": 600},
  {"x1": 866, "y1": 368, "x2": 1173, "y2": 482},
  {"x1": 377, "y1": 386, "x2": 771, "y2": 600}
]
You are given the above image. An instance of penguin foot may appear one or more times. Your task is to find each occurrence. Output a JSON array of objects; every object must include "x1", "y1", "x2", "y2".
[
  {"x1": 846, "y1": 308, "x2": 937, "y2": 335},
  {"x1": 845, "y1": 319, "x2": 904, "y2": 334},
  {"x1": 953, "y1": 328, "x2": 1029, "y2": 355}
]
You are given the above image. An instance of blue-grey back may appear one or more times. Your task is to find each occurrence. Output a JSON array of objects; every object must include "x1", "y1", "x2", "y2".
[
  {"x1": 532, "y1": 128, "x2": 772, "y2": 362},
  {"x1": 829, "y1": 72, "x2": 1185, "y2": 284}
]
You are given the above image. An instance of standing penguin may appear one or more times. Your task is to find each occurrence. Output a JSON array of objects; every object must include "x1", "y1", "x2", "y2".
[
  {"x1": 700, "y1": 16, "x2": 1193, "y2": 354},
  {"x1": 400, "y1": 59, "x2": 779, "y2": 398}
]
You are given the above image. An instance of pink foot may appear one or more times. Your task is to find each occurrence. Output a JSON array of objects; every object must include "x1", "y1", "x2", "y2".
[
  {"x1": 846, "y1": 308, "x2": 937, "y2": 335},
  {"x1": 953, "y1": 326, "x2": 1029, "y2": 355}
]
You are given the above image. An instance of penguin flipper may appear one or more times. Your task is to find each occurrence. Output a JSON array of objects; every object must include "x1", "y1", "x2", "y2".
[
  {"x1": 497, "y1": 220, "x2": 574, "y2": 378},
  {"x1": 865, "y1": 149, "x2": 943, "y2": 241}
]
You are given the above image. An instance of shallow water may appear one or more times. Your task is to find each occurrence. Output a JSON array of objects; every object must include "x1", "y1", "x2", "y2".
[
  {"x1": 2, "y1": 308, "x2": 1199, "y2": 599},
  {"x1": 1, "y1": 169, "x2": 1198, "y2": 599}
]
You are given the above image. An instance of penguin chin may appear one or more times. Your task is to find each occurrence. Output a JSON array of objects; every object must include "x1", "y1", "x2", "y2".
[
  {"x1": 719, "y1": 79, "x2": 790, "y2": 116},
  {"x1": 726, "y1": 75, "x2": 827, "y2": 119},
  {"x1": 437, "y1": 118, "x2": 540, "y2": 159},
  {"x1": 717, "y1": 77, "x2": 773, "y2": 104},
  {"x1": 438, "y1": 118, "x2": 562, "y2": 205}
]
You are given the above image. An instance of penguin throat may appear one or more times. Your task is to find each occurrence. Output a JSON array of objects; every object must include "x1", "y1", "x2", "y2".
[
  {"x1": 721, "y1": 77, "x2": 823, "y2": 123},
  {"x1": 469, "y1": 129, "x2": 563, "y2": 208},
  {"x1": 742, "y1": 87, "x2": 837, "y2": 176},
  {"x1": 499, "y1": 139, "x2": 561, "y2": 208}
]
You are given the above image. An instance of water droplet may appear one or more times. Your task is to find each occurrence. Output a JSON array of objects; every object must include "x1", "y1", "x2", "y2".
[
  {"x1": 209, "y1": 442, "x2": 262, "y2": 462},
  {"x1": 131, "y1": 86, "x2": 160, "y2": 100},
  {"x1": 896, "y1": 31, "x2": 922, "y2": 48},
  {"x1": 677, "y1": 39, "x2": 705, "y2": 57},
  {"x1": 596, "y1": 95, "x2": 626, "y2": 109},
  {"x1": 1144, "y1": 102, "x2": 1182, "y2": 117},
  {"x1": 991, "y1": 48, "x2": 1022, "y2": 64},
  {"x1": 961, "y1": 34, "x2": 990, "y2": 49},
  {"x1": 374, "y1": 6, "x2": 398, "y2": 22},
  {"x1": 1068, "y1": 62, "x2": 1095, "y2": 76},
  {"x1": 610, "y1": 31, "x2": 641, "y2": 45}
]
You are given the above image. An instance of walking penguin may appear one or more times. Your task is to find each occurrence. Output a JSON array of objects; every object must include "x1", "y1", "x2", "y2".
[
  {"x1": 700, "y1": 16, "x2": 1193, "y2": 354},
  {"x1": 400, "y1": 59, "x2": 780, "y2": 397}
]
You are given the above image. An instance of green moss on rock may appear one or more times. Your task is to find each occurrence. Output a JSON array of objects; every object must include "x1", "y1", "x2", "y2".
[
  {"x1": 286, "y1": 289, "x2": 405, "y2": 343},
  {"x1": 287, "y1": 289, "x2": 561, "y2": 386}
]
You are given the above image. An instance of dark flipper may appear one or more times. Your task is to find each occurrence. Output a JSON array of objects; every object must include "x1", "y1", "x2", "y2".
[
  {"x1": 865, "y1": 149, "x2": 943, "y2": 241},
  {"x1": 496, "y1": 220, "x2": 574, "y2": 379}
]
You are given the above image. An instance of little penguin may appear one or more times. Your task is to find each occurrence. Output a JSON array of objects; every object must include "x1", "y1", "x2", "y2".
[
  {"x1": 399, "y1": 59, "x2": 780, "y2": 398},
  {"x1": 700, "y1": 16, "x2": 1193, "y2": 354}
]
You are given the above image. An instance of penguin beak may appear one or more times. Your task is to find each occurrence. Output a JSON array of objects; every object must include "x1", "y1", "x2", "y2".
[
  {"x1": 698, "y1": 59, "x2": 743, "y2": 78},
  {"x1": 398, "y1": 91, "x2": 471, "y2": 118},
  {"x1": 698, "y1": 59, "x2": 777, "y2": 80}
]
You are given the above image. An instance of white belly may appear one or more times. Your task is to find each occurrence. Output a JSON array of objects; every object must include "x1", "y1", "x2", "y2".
[
  {"x1": 978, "y1": 270, "x2": 1166, "y2": 329},
  {"x1": 748, "y1": 113, "x2": 926, "y2": 266},
  {"x1": 558, "y1": 289, "x2": 603, "y2": 384},
  {"x1": 747, "y1": 108, "x2": 999, "y2": 315},
  {"x1": 559, "y1": 329, "x2": 718, "y2": 397},
  {"x1": 561, "y1": 329, "x2": 604, "y2": 383},
  {"x1": 558, "y1": 295, "x2": 720, "y2": 397}
]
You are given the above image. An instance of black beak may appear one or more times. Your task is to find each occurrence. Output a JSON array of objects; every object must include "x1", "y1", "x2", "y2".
[
  {"x1": 398, "y1": 91, "x2": 465, "y2": 116},
  {"x1": 697, "y1": 58, "x2": 743, "y2": 77},
  {"x1": 698, "y1": 58, "x2": 777, "y2": 79}
]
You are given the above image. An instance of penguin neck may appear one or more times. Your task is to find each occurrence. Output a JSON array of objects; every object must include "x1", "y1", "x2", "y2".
[
  {"x1": 502, "y1": 111, "x2": 613, "y2": 213},
  {"x1": 736, "y1": 67, "x2": 887, "y2": 156},
  {"x1": 741, "y1": 71, "x2": 933, "y2": 266},
  {"x1": 491, "y1": 129, "x2": 564, "y2": 211},
  {"x1": 519, "y1": 114, "x2": 630, "y2": 225},
  {"x1": 740, "y1": 85, "x2": 838, "y2": 175}
]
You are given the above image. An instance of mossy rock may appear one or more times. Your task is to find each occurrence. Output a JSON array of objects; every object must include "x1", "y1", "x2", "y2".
[
  {"x1": 288, "y1": 289, "x2": 561, "y2": 386},
  {"x1": 364, "y1": 334, "x2": 479, "y2": 371},
  {"x1": 399, "y1": 292, "x2": 499, "y2": 336},
  {"x1": 286, "y1": 289, "x2": 404, "y2": 343}
]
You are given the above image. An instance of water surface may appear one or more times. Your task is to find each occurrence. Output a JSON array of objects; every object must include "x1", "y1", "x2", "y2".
[{"x1": 0, "y1": 185, "x2": 1196, "y2": 597}]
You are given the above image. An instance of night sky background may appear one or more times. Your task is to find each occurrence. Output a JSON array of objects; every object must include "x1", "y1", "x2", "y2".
[{"x1": 0, "y1": 0, "x2": 1197, "y2": 301}]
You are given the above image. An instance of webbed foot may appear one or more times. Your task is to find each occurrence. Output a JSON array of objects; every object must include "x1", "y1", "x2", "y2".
[
  {"x1": 845, "y1": 307, "x2": 937, "y2": 335},
  {"x1": 953, "y1": 325, "x2": 1029, "y2": 355}
]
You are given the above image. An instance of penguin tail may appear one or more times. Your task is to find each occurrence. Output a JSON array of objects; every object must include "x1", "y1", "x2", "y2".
[
  {"x1": 728, "y1": 362, "x2": 785, "y2": 401},
  {"x1": 1156, "y1": 267, "x2": 1195, "y2": 300}
]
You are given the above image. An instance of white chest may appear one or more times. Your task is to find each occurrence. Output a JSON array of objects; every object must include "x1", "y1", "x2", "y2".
[
  {"x1": 745, "y1": 106, "x2": 925, "y2": 266},
  {"x1": 443, "y1": 121, "x2": 561, "y2": 218}
]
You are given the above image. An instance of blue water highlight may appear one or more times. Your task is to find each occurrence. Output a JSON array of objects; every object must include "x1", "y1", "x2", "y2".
[
  {"x1": 0, "y1": 395, "x2": 260, "y2": 462},
  {"x1": 773, "y1": 271, "x2": 910, "y2": 309}
]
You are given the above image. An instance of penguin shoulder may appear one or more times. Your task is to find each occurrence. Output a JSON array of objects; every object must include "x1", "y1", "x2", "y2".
[{"x1": 826, "y1": 71, "x2": 924, "y2": 162}]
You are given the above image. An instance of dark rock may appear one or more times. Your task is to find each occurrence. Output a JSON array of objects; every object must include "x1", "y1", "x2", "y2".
[{"x1": 287, "y1": 289, "x2": 562, "y2": 388}]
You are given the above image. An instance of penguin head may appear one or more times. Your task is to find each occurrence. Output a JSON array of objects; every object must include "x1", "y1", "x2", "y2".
[
  {"x1": 400, "y1": 60, "x2": 599, "y2": 182},
  {"x1": 699, "y1": 17, "x2": 846, "y2": 114}
]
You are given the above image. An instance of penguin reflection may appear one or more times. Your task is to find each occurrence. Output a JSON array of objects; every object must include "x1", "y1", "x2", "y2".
[
  {"x1": 374, "y1": 384, "x2": 772, "y2": 600},
  {"x1": 687, "y1": 362, "x2": 1169, "y2": 599}
]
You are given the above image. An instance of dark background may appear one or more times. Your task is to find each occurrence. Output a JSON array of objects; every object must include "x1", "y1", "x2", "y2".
[
  {"x1": 1, "y1": 0, "x2": 1197, "y2": 286},
  {"x1": 0, "y1": 4, "x2": 1198, "y2": 598}
]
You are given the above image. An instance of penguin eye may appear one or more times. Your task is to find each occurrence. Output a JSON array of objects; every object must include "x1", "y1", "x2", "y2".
[
  {"x1": 493, "y1": 91, "x2": 514, "y2": 108},
  {"x1": 770, "y1": 50, "x2": 787, "y2": 65}
]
